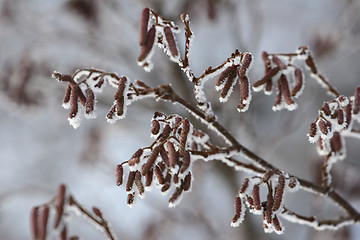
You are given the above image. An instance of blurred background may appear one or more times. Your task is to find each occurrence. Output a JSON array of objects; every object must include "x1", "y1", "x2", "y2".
[{"x1": 1, "y1": 0, "x2": 360, "y2": 239}]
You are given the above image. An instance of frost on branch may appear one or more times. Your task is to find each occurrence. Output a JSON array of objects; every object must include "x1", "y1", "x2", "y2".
[
  {"x1": 231, "y1": 171, "x2": 299, "y2": 235},
  {"x1": 116, "y1": 112, "x2": 211, "y2": 208}
]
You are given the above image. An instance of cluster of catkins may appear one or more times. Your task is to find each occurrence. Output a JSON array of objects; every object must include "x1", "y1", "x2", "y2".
[
  {"x1": 116, "y1": 112, "x2": 209, "y2": 208},
  {"x1": 253, "y1": 46, "x2": 322, "y2": 111},
  {"x1": 308, "y1": 87, "x2": 360, "y2": 161},
  {"x1": 231, "y1": 170, "x2": 299, "y2": 234},
  {"x1": 137, "y1": 7, "x2": 181, "y2": 71},
  {"x1": 53, "y1": 70, "x2": 130, "y2": 128}
]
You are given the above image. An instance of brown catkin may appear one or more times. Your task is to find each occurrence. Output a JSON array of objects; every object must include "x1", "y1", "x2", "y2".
[
  {"x1": 252, "y1": 185, "x2": 261, "y2": 211},
  {"x1": 232, "y1": 196, "x2": 242, "y2": 224},
  {"x1": 330, "y1": 132, "x2": 342, "y2": 152},
  {"x1": 273, "y1": 175, "x2": 285, "y2": 212},
  {"x1": 169, "y1": 186, "x2": 183, "y2": 204},
  {"x1": 265, "y1": 190, "x2": 274, "y2": 224},
  {"x1": 54, "y1": 184, "x2": 66, "y2": 228},
  {"x1": 183, "y1": 172, "x2": 192, "y2": 191},
  {"x1": 291, "y1": 68, "x2": 303, "y2": 97},
  {"x1": 161, "y1": 182, "x2": 171, "y2": 192},
  {"x1": 116, "y1": 164, "x2": 123, "y2": 186},
  {"x1": 318, "y1": 119, "x2": 331, "y2": 135},
  {"x1": 180, "y1": 150, "x2": 190, "y2": 174},
  {"x1": 141, "y1": 146, "x2": 160, "y2": 176},
  {"x1": 135, "y1": 171, "x2": 145, "y2": 195},
  {"x1": 220, "y1": 71, "x2": 237, "y2": 99},
  {"x1": 126, "y1": 171, "x2": 136, "y2": 192},
  {"x1": 238, "y1": 53, "x2": 252, "y2": 78},
  {"x1": 139, "y1": 8, "x2": 150, "y2": 46},
  {"x1": 239, "y1": 178, "x2": 249, "y2": 195},
  {"x1": 273, "y1": 76, "x2": 283, "y2": 108},
  {"x1": 321, "y1": 102, "x2": 331, "y2": 116},
  {"x1": 138, "y1": 25, "x2": 156, "y2": 62},
  {"x1": 167, "y1": 141, "x2": 178, "y2": 168},
  {"x1": 154, "y1": 165, "x2": 165, "y2": 185},
  {"x1": 344, "y1": 104, "x2": 352, "y2": 129},
  {"x1": 216, "y1": 65, "x2": 237, "y2": 87},
  {"x1": 159, "y1": 145, "x2": 170, "y2": 167},
  {"x1": 179, "y1": 119, "x2": 190, "y2": 156},
  {"x1": 60, "y1": 226, "x2": 67, "y2": 240},
  {"x1": 30, "y1": 206, "x2": 39, "y2": 240},
  {"x1": 263, "y1": 170, "x2": 275, "y2": 182},
  {"x1": 63, "y1": 83, "x2": 72, "y2": 105},
  {"x1": 280, "y1": 74, "x2": 294, "y2": 106},
  {"x1": 85, "y1": 88, "x2": 95, "y2": 114},
  {"x1": 163, "y1": 26, "x2": 178, "y2": 57},
  {"x1": 114, "y1": 77, "x2": 127, "y2": 100},
  {"x1": 145, "y1": 168, "x2": 153, "y2": 187},
  {"x1": 106, "y1": 105, "x2": 116, "y2": 120},
  {"x1": 159, "y1": 124, "x2": 171, "y2": 142},
  {"x1": 272, "y1": 215, "x2": 282, "y2": 232},
  {"x1": 309, "y1": 122, "x2": 317, "y2": 138},
  {"x1": 353, "y1": 86, "x2": 360, "y2": 115},
  {"x1": 151, "y1": 120, "x2": 160, "y2": 135},
  {"x1": 127, "y1": 193, "x2": 135, "y2": 205},
  {"x1": 128, "y1": 148, "x2": 143, "y2": 166},
  {"x1": 238, "y1": 76, "x2": 250, "y2": 111},
  {"x1": 39, "y1": 205, "x2": 49, "y2": 240},
  {"x1": 69, "y1": 84, "x2": 80, "y2": 119},
  {"x1": 115, "y1": 96, "x2": 124, "y2": 116}
]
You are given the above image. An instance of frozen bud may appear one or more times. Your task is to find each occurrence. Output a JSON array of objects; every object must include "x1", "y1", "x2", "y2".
[
  {"x1": 116, "y1": 164, "x2": 124, "y2": 186},
  {"x1": 92, "y1": 207, "x2": 103, "y2": 219},
  {"x1": 183, "y1": 172, "x2": 192, "y2": 191},
  {"x1": 238, "y1": 76, "x2": 251, "y2": 112},
  {"x1": 179, "y1": 119, "x2": 190, "y2": 156},
  {"x1": 262, "y1": 170, "x2": 275, "y2": 182},
  {"x1": 60, "y1": 226, "x2": 67, "y2": 240},
  {"x1": 151, "y1": 120, "x2": 160, "y2": 135},
  {"x1": 253, "y1": 67, "x2": 280, "y2": 89},
  {"x1": 216, "y1": 65, "x2": 237, "y2": 87},
  {"x1": 127, "y1": 193, "x2": 135, "y2": 206},
  {"x1": 291, "y1": 68, "x2": 303, "y2": 97},
  {"x1": 330, "y1": 132, "x2": 342, "y2": 152},
  {"x1": 336, "y1": 109, "x2": 344, "y2": 125},
  {"x1": 84, "y1": 89, "x2": 95, "y2": 115},
  {"x1": 154, "y1": 165, "x2": 165, "y2": 185},
  {"x1": 139, "y1": 8, "x2": 150, "y2": 46},
  {"x1": 159, "y1": 145, "x2": 170, "y2": 167},
  {"x1": 272, "y1": 214, "x2": 283, "y2": 234},
  {"x1": 179, "y1": 150, "x2": 190, "y2": 174},
  {"x1": 239, "y1": 178, "x2": 249, "y2": 195},
  {"x1": 138, "y1": 25, "x2": 156, "y2": 62},
  {"x1": 305, "y1": 55, "x2": 318, "y2": 74},
  {"x1": 135, "y1": 171, "x2": 145, "y2": 195},
  {"x1": 272, "y1": 55, "x2": 287, "y2": 69},
  {"x1": 238, "y1": 53, "x2": 252, "y2": 78},
  {"x1": 273, "y1": 175, "x2": 285, "y2": 212},
  {"x1": 63, "y1": 83, "x2": 72, "y2": 107},
  {"x1": 128, "y1": 148, "x2": 143, "y2": 166},
  {"x1": 321, "y1": 102, "x2": 331, "y2": 116},
  {"x1": 252, "y1": 185, "x2": 261, "y2": 211},
  {"x1": 231, "y1": 196, "x2": 243, "y2": 227},
  {"x1": 353, "y1": 86, "x2": 360, "y2": 115},
  {"x1": 144, "y1": 168, "x2": 153, "y2": 187},
  {"x1": 163, "y1": 26, "x2": 178, "y2": 57},
  {"x1": 54, "y1": 184, "x2": 66, "y2": 228},
  {"x1": 265, "y1": 190, "x2": 274, "y2": 224},
  {"x1": 30, "y1": 206, "x2": 39, "y2": 240},
  {"x1": 167, "y1": 141, "x2": 178, "y2": 168},
  {"x1": 280, "y1": 74, "x2": 295, "y2": 107},
  {"x1": 39, "y1": 205, "x2": 49, "y2": 240},
  {"x1": 309, "y1": 122, "x2": 317, "y2": 138},
  {"x1": 318, "y1": 119, "x2": 332, "y2": 135},
  {"x1": 126, "y1": 171, "x2": 136, "y2": 192},
  {"x1": 288, "y1": 177, "x2": 298, "y2": 189},
  {"x1": 159, "y1": 124, "x2": 171, "y2": 142},
  {"x1": 141, "y1": 146, "x2": 160, "y2": 176}
]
